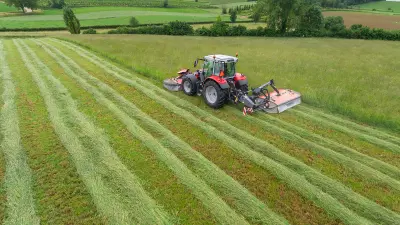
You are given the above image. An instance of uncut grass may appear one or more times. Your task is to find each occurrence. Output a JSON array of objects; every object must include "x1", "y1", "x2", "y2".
[
  {"x1": 48, "y1": 38, "x2": 342, "y2": 225},
  {"x1": 59, "y1": 35, "x2": 400, "y2": 133},
  {"x1": 56, "y1": 40, "x2": 382, "y2": 225},
  {"x1": 276, "y1": 112, "x2": 400, "y2": 168},
  {"x1": 16, "y1": 39, "x2": 173, "y2": 225},
  {"x1": 27, "y1": 39, "x2": 230, "y2": 225},
  {"x1": 297, "y1": 105, "x2": 400, "y2": 144},
  {"x1": 37, "y1": 39, "x2": 289, "y2": 225},
  {"x1": 0, "y1": 40, "x2": 39, "y2": 225},
  {"x1": 4, "y1": 39, "x2": 104, "y2": 224}
]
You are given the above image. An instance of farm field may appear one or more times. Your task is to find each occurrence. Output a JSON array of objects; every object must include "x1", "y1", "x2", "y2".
[
  {"x1": 0, "y1": 7, "x2": 239, "y2": 29},
  {"x1": 0, "y1": 36, "x2": 399, "y2": 224},
  {"x1": 62, "y1": 35, "x2": 400, "y2": 133},
  {"x1": 355, "y1": 1, "x2": 400, "y2": 13},
  {"x1": 323, "y1": 11, "x2": 400, "y2": 30}
]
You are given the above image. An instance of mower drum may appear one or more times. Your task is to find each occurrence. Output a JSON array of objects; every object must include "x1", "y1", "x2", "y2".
[{"x1": 261, "y1": 89, "x2": 301, "y2": 113}]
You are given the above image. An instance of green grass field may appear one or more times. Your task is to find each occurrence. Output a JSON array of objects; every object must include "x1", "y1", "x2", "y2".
[
  {"x1": 0, "y1": 36, "x2": 399, "y2": 224},
  {"x1": 356, "y1": 1, "x2": 400, "y2": 13},
  {"x1": 0, "y1": 7, "x2": 238, "y2": 29},
  {"x1": 61, "y1": 35, "x2": 400, "y2": 133}
]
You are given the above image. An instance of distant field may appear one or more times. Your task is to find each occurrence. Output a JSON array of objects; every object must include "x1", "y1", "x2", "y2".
[
  {"x1": 356, "y1": 1, "x2": 400, "y2": 13},
  {"x1": 37, "y1": 0, "x2": 208, "y2": 7},
  {"x1": 0, "y1": 7, "x2": 239, "y2": 29},
  {"x1": 0, "y1": 2, "x2": 17, "y2": 12},
  {"x1": 323, "y1": 11, "x2": 400, "y2": 30}
]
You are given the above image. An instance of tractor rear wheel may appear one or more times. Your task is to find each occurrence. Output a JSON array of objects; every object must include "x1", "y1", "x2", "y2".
[
  {"x1": 203, "y1": 80, "x2": 227, "y2": 109},
  {"x1": 182, "y1": 77, "x2": 197, "y2": 96}
]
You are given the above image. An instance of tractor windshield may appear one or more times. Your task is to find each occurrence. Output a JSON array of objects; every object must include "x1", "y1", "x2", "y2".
[{"x1": 215, "y1": 62, "x2": 236, "y2": 77}]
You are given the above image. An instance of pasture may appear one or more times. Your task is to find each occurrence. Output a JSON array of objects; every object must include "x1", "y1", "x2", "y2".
[
  {"x1": 356, "y1": 1, "x2": 400, "y2": 13},
  {"x1": 0, "y1": 7, "x2": 237, "y2": 29},
  {"x1": 323, "y1": 11, "x2": 400, "y2": 30},
  {"x1": 0, "y1": 36, "x2": 398, "y2": 224}
]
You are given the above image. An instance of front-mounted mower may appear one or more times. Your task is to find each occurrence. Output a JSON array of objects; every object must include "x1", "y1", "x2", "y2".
[{"x1": 163, "y1": 54, "x2": 301, "y2": 115}]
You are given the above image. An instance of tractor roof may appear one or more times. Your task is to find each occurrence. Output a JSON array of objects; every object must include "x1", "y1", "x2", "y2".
[{"x1": 204, "y1": 54, "x2": 238, "y2": 63}]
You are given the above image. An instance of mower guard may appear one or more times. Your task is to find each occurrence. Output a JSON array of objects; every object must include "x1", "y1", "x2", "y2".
[
  {"x1": 163, "y1": 77, "x2": 182, "y2": 91},
  {"x1": 258, "y1": 89, "x2": 301, "y2": 113}
]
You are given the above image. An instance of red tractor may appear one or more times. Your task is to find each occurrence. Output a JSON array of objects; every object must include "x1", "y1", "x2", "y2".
[{"x1": 163, "y1": 54, "x2": 301, "y2": 114}]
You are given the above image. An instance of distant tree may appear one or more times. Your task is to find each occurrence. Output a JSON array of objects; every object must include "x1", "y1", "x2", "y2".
[
  {"x1": 129, "y1": 17, "x2": 140, "y2": 27},
  {"x1": 49, "y1": 0, "x2": 65, "y2": 9},
  {"x1": 5, "y1": 0, "x2": 38, "y2": 13},
  {"x1": 222, "y1": 6, "x2": 227, "y2": 14},
  {"x1": 163, "y1": 0, "x2": 168, "y2": 7},
  {"x1": 63, "y1": 7, "x2": 80, "y2": 34},
  {"x1": 230, "y1": 10, "x2": 237, "y2": 23},
  {"x1": 324, "y1": 16, "x2": 345, "y2": 32},
  {"x1": 255, "y1": 0, "x2": 298, "y2": 33},
  {"x1": 251, "y1": 10, "x2": 261, "y2": 23},
  {"x1": 298, "y1": 3, "x2": 323, "y2": 31},
  {"x1": 216, "y1": 15, "x2": 222, "y2": 22}
]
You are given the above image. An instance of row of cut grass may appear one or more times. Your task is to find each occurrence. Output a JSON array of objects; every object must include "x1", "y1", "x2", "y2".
[
  {"x1": 54, "y1": 38, "x2": 381, "y2": 225},
  {"x1": 297, "y1": 105, "x2": 400, "y2": 144},
  {"x1": 14, "y1": 39, "x2": 172, "y2": 225},
  {"x1": 48, "y1": 39, "x2": 340, "y2": 225},
  {"x1": 225, "y1": 108, "x2": 400, "y2": 192},
  {"x1": 58, "y1": 37, "x2": 400, "y2": 224},
  {"x1": 0, "y1": 40, "x2": 40, "y2": 225},
  {"x1": 27, "y1": 40, "x2": 216, "y2": 225},
  {"x1": 4, "y1": 39, "x2": 104, "y2": 224},
  {"x1": 36, "y1": 38, "x2": 288, "y2": 225},
  {"x1": 290, "y1": 109, "x2": 400, "y2": 154},
  {"x1": 33, "y1": 39, "x2": 250, "y2": 225},
  {"x1": 253, "y1": 111, "x2": 400, "y2": 180}
]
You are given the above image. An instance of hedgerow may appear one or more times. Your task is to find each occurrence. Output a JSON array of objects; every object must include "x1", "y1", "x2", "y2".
[{"x1": 107, "y1": 21, "x2": 400, "y2": 41}]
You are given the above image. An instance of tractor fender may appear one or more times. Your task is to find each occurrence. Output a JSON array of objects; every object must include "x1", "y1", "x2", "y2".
[
  {"x1": 234, "y1": 73, "x2": 248, "y2": 86},
  {"x1": 206, "y1": 76, "x2": 229, "y2": 89},
  {"x1": 184, "y1": 73, "x2": 199, "y2": 84}
]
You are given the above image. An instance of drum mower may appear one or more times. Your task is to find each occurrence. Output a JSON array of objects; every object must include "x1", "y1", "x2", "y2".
[{"x1": 163, "y1": 54, "x2": 301, "y2": 114}]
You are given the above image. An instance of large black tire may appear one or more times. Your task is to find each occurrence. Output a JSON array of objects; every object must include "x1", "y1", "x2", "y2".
[
  {"x1": 182, "y1": 77, "x2": 197, "y2": 96},
  {"x1": 203, "y1": 80, "x2": 227, "y2": 109}
]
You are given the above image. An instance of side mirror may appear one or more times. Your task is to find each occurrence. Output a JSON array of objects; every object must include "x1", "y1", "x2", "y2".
[{"x1": 194, "y1": 59, "x2": 198, "y2": 67}]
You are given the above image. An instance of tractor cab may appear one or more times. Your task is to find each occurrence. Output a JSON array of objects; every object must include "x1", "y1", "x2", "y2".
[{"x1": 195, "y1": 54, "x2": 238, "y2": 80}]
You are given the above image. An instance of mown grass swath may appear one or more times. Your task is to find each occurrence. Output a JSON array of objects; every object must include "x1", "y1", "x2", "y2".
[
  {"x1": 36, "y1": 38, "x2": 288, "y2": 225},
  {"x1": 290, "y1": 109, "x2": 400, "y2": 154},
  {"x1": 0, "y1": 40, "x2": 40, "y2": 225},
  {"x1": 33, "y1": 39, "x2": 250, "y2": 225},
  {"x1": 14, "y1": 39, "x2": 172, "y2": 225},
  {"x1": 256, "y1": 112, "x2": 400, "y2": 180},
  {"x1": 52, "y1": 38, "x2": 390, "y2": 225},
  {"x1": 224, "y1": 108, "x2": 400, "y2": 190},
  {"x1": 297, "y1": 105, "x2": 400, "y2": 145},
  {"x1": 5, "y1": 40, "x2": 103, "y2": 224}
]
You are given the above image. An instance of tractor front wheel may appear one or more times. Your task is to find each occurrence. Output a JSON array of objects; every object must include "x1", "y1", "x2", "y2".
[
  {"x1": 203, "y1": 80, "x2": 227, "y2": 109},
  {"x1": 182, "y1": 77, "x2": 197, "y2": 96}
]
